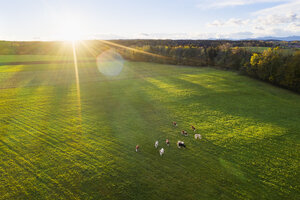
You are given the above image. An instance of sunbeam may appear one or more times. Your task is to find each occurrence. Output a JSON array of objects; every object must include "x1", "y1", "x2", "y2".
[{"x1": 72, "y1": 41, "x2": 82, "y2": 128}]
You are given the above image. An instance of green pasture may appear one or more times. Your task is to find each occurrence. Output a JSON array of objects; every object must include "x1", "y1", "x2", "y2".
[
  {"x1": 241, "y1": 47, "x2": 270, "y2": 53},
  {"x1": 0, "y1": 58, "x2": 299, "y2": 199},
  {"x1": 0, "y1": 55, "x2": 74, "y2": 63},
  {"x1": 0, "y1": 55, "x2": 94, "y2": 64},
  {"x1": 241, "y1": 47, "x2": 296, "y2": 55}
]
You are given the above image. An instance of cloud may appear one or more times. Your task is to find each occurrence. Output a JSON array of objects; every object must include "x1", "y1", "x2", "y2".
[
  {"x1": 251, "y1": 1, "x2": 300, "y2": 35},
  {"x1": 208, "y1": 20, "x2": 224, "y2": 27},
  {"x1": 255, "y1": 13, "x2": 299, "y2": 25},
  {"x1": 254, "y1": 26, "x2": 265, "y2": 31},
  {"x1": 197, "y1": 0, "x2": 288, "y2": 9},
  {"x1": 253, "y1": 0, "x2": 300, "y2": 15},
  {"x1": 212, "y1": 31, "x2": 254, "y2": 39},
  {"x1": 252, "y1": 1, "x2": 300, "y2": 25},
  {"x1": 101, "y1": 32, "x2": 255, "y2": 40},
  {"x1": 288, "y1": 22, "x2": 300, "y2": 32},
  {"x1": 207, "y1": 18, "x2": 249, "y2": 27},
  {"x1": 229, "y1": 31, "x2": 254, "y2": 38},
  {"x1": 134, "y1": 33, "x2": 191, "y2": 39},
  {"x1": 205, "y1": 0, "x2": 300, "y2": 38},
  {"x1": 92, "y1": 33, "x2": 127, "y2": 40},
  {"x1": 227, "y1": 18, "x2": 248, "y2": 26}
]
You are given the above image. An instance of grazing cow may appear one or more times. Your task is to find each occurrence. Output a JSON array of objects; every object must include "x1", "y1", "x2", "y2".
[
  {"x1": 159, "y1": 148, "x2": 165, "y2": 156},
  {"x1": 136, "y1": 145, "x2": 140, "y2": 152},
  {"x1": 166, "y1": 139, "x2": 170, "y2": 146},
  {"x1": 155, "y1": 141, "x2": 159, "y2": 148},
  {"x1": 191, "y1": 125, "x2": 196, "y2": 132},
  {"x1": 194, "y1": 134, "x2": 202, "y2": 139},
  {"x1": 177, "y1": 141, "x2": 186, "y2": 148},
  {"x1": 181, "y1": 130, "x2": 188, "y2": 136},
  {"x1": 172, "y1": 121, "x2": 177, "y2": 126}
]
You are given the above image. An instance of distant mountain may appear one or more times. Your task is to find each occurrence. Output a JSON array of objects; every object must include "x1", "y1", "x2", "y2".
[
  {"x1": 246, "y1": 36, "x2": 300, "y2": 41},
  {"x1": 196, "y1": 36, "x2": 300, "y2": 41}
]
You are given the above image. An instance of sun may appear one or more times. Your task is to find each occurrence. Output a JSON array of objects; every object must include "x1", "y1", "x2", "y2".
[{"x1": 57, "y1": 18, "x2": 84, "y2": 41}]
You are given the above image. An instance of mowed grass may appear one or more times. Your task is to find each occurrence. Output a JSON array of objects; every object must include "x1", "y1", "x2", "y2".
[{"x1": 0, "y1": 57, "x2": 299, "y2": 199}]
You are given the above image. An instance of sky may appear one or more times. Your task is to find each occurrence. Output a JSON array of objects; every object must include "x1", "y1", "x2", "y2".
[{"x1": 0, "y1": 0, "x2": 299, "y2": 40}]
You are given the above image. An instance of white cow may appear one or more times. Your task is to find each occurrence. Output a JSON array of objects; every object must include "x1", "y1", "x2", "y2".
[
  {"x1": 159, "y1": 148, "x2": 165, "y2": 156},
  {"x1": 194, "y1": 134, "x2": 202, "y2": 139},
  {"x1": 155, "y1": 141, "x2": 159, "y2": 148}
]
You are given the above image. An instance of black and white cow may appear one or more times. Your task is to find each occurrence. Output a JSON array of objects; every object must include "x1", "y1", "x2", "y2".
[{"x1": 177, "y1": 141, "x2": 186, "y2": 148}]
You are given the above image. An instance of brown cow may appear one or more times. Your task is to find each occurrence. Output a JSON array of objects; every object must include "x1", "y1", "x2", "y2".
[
  {"x1": 191, "y1": 125, "x2": 196, "y2": 131},
  {"x1": 181, "y1": 130, "x2": 188, "y2": 136},
  {"x1": 166, "y1": 139, "x2": 170, "y2": 146}
]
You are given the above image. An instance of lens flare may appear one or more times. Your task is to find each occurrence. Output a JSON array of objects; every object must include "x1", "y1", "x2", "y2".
[{"x1": 97, "y1": 49, "x2": 124, "y2": 76}]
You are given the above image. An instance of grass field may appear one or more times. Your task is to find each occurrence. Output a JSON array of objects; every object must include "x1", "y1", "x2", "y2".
[
  {"x1": 0, "y1": 57, "x2": 300, "y2": 199},
  {"x1": 0, "y1": 55, "x2": 95, "y2": 64},
  {"x1": 240, "y1": 47, "x2": 271, "y2": 53},
  {"x1": 240, "y1": 47, "x2": 297, "y2": 55}
]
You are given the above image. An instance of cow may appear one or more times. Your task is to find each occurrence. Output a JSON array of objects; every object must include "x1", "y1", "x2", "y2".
[
  {"x1": 166, "y1": 139, "x2": 170, "y2": 146},
  {"x1": 155, "y1": 141, "x2": 159, "y2": 148},
  {"x1": 159, "y1": 148, "x2": 165, "y2": 156},
  {"x1": 181, "y1": 130, "x2": 188, "y2": 136},
  {"x1": 136, "y1": 145, "x2": 140, "y2": 152},
  {"x1": 172, "y1": 121, "x2": 177, "y2": 126},
  {"x1": 191, "y1": 125, "x2": 196, "y2": 132},
  {"x1": 194, "y1": 134, "x2": 202, "y2": 139},
  {"x1": 177, "y1": 141, "x2": 186, "y2": 148}
]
